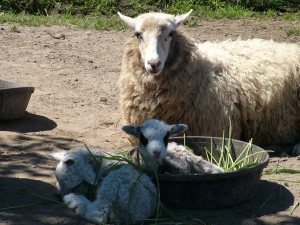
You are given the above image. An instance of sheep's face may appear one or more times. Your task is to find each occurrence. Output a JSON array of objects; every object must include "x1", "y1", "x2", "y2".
[
  {"x1": 118, "y1": 10, "x2": 193, "y2": 76},
  {"x1": 122, "y1": 119, "x2": 188, "y2": 165},
  {"x1": 54, "y1": 155, "x2": 84, "y2": 195},
  {"x1": 48, "y1": 150, "x2": 96, "y2": 195}
]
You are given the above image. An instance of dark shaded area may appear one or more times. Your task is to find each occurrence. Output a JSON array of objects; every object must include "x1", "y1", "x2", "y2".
[
  {"x1": 189, "y1": 180, "x2": 298, "y2": 225},
  {"x1": 0, "y1": 177, "x2": 90, "y2": 225},
  {"x1": 0, "y1": 178, "x2": 297, "y2": 225},
  {"x1": 0, "y1": 112, "x2": 57, "y2": 133},
  {"x1": 0, "y1": 134, "x2": 81, "y2": 178}
]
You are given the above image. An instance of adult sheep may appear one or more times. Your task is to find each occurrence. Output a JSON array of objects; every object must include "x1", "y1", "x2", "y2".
[{"x1": 117, "y1": 10, "x2": 300, "y2": 155}]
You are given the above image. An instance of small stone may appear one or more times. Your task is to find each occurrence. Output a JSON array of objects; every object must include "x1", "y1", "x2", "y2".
[{"x1": 100, "y1": 97, "x2": 107, "y2": 102}]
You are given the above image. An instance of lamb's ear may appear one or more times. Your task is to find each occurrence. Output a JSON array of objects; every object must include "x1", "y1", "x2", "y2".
[
  {"x1": 118, "y1": 12, "x2": 137, "y2": 30},
  {"x1": 122, "y1": 125, "x2": 140, "y2": 138},
  {"x1": 168, "y1": 124, "x2": 188, "y2": 137},
  {"x1": 48, "y1": 151, "x2": 67, "y2": 161},
  {"x1": 172, "y1": 9, "x2": 193, "y2": 29}
]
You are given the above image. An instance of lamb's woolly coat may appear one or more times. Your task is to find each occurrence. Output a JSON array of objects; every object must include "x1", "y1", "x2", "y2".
[
  {"x1": 50, "y1": 148, "x2": 158, "y2": 224},
  {"x1": 119, "y1": 18, "x2": 300, "y2": 147}
]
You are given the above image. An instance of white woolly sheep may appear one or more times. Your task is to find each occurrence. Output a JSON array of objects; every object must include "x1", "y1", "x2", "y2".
[
  {"x1": 123, "y1": 119, "x2": 224, "y2": 174},
  {"x1": 49, "y1": 147, "x2": 158, "y2": 224},
  {"x1": 118, "y1": 10, "x2": 300, "y2": 155}
]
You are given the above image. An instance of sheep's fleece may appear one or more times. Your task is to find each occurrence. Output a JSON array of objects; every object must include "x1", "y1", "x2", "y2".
[{"x1": 118, "y1": 10, "x2": 300, "y2": 155}]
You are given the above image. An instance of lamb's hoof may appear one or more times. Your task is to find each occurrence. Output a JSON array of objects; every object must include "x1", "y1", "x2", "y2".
[
  {"x1": 63, "y1": 193, "x2": 77, "y2": 208},
  {"x1": 292, "y1": 143, "x2": 300, "y2": 156},
  {"x1": 63, "y1": 193, "x2": 87, "y2": 217}
]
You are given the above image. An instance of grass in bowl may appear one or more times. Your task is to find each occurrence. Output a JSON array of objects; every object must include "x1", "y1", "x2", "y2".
[{"x1": 185, "y1": 120, "x2": 271, "y2": 172}]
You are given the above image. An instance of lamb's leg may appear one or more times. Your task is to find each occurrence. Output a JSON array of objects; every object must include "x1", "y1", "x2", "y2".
[
  {"x1": 63, "y1": 193, "x2": 110, "y2": 223},
  {"x1": 196, "y1": 158, "x2": 224, "y2": 174}
]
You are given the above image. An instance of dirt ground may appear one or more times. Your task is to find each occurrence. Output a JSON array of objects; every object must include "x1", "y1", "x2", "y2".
[{"x1": 0, "y1": 18, "x2": 300, "y2": 225}]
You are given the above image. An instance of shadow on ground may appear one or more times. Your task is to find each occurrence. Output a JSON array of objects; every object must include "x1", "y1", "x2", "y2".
[
  {"x1": 0, "y1": 134, "x2": 82, "y2": 180},
  {"x1": 190, "y1": 180, "x2": 299, "y2": 225},
  {"x1": 0, "y1": 112, "x2": 57, "y2": 133},
  {"x1": 0, "y1": 177, "x2": 90, "y2": 225},
  {"x1": 0, "y1": 177, "x2": 298, "y2": 225}
]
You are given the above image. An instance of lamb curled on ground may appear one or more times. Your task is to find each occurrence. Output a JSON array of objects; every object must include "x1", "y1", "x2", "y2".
[{"x1": 49, "y1": 147, "x2": 158, "y2": 225}]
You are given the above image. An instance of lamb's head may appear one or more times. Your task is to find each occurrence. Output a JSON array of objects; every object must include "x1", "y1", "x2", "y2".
[
  {"x1": 122, "y1": 119, "x2": 187, "y2": 168},
  {"x1": 48, "y1": 149, "x2": 96, "y2": 195},
  {"x1": 118, "y1": 10, "x2": 193, "y2": 75}
]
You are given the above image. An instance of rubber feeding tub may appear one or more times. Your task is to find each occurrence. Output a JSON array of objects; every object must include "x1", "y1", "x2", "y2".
[
  {"x1": 157, "y1": 136, "x2": 269, "y2": 209},
  {"x1": 0, "y1": 79, "x2": 34, "y2": 120}
]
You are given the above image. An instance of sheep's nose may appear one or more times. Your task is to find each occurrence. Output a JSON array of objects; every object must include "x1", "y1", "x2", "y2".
[
  {"x1": 148, "y1": 59, "x2": 161, "y2": 69},
  {"x1": 153, "y1": 151, "x2": 161, "y2": 159}
]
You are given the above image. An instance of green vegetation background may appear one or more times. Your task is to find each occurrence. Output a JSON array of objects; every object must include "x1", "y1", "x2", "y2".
[{"x1": 0, "y1": 0, "x2": 299, "y2": 29}]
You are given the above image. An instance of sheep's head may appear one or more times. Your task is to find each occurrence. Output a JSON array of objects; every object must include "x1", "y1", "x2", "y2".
[
  {"x1": 118, "y1": 10, "x2": 193, "y2": 75},
  {"x1": 48, "y1": 149, "x2": 96, "y2": 195},
  {"x1": 122, "y1": 119, "x2": 187, "y2": 168}
]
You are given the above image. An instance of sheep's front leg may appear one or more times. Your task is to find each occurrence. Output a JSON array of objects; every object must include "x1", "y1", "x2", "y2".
[{"x1": 64, "y1": 193, "x2": 110, "y2": 223}]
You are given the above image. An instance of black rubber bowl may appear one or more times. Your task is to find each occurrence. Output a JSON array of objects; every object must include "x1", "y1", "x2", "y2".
[
  {"x1": 0, "y1": 80, "x2": 34, "y2": 120},
  {"x1": 157, "y1": 136, "x2": 269, "y2": 209}
]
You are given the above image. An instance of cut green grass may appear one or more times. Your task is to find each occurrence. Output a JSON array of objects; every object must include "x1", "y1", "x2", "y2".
[
  {"x1": 269, "y1": 178, "x2": 300, "y2": 183},
  {"x1": 265, "y1": 168, "x2": 300, "y2": 175},
  {"x1": 205, "y1": 119, "x2": 270, "y2": 172},
  {"x1": 291, "y1": 201, "x2": 299, "y2": 215}
]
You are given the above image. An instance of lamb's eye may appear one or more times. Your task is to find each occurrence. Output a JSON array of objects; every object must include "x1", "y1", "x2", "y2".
[
  {"x1": 139, "y1": 133, "x2": 148, "y2": 146},
  {"x1": 168, "y1": 31, "x2": 174, "y2": 37},
  {"x1": 64, "y1": 159, "x2": 74, "y2": 165},
  {"x1": 163, "y1": 132, "x2": 169, "y2": 147},
  {"x1": 134, "y1": 32, "x2": 143, "y2": 40}
]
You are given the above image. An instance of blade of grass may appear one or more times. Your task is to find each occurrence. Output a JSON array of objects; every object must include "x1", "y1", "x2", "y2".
[
  {"x1": 265, "y1": 168, "x2": 300, "y2": 175},
  {"x1": 0, "y1": 202, "x2": 48, "y2": 211},
  {"x1": 253, "y1": 194, "x2": 273, "y2": 217},
  {"x1": 291, "y1": 201, "x2": 299, "y2": 215},
  {"x1": 269, "y1": 178, "x2": 300, "y2": 183},
  {"x1": 17, "y1": 190, "x2": 63, "y2": 204},
  {"x1": 227, "y1": 149, "x2": 266, "y2": 171}
]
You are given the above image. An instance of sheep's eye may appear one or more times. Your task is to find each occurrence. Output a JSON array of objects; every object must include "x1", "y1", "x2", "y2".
[
  {"x1": 163, "y1": 132, "x2": 170, "y2": 147},
  {"x1": 139, "y1": 133, "x2": 148, "y2": 146},
  {"x1": 134, "y1": 32, "x2": 143, "y2": 40},
  {"x1": 64, "y1": 159, "x2": 74, "y2": 165}
]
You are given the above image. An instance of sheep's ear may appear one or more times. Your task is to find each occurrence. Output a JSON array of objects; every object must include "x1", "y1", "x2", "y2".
[
  {"x1": 118, "y1": 12, "x2": 137, "y2": 30},
  {"x1": 172, "y1": 9, "x2": 193, "y2": 29},
  {"x1": 122, "y1": 125, "x2": 140, "y2": 138},
  {"x1": 48, "y1": 151, "x2": 67, "y2": 161},
  {"x1": 168, "y1": 124, "x2": 188, "y2": 137}
]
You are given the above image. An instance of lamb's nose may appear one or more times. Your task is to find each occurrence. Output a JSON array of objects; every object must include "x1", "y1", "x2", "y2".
[
  {"x1": 153, "y1": 151, "x2": 161, "y2": 158},
  {"x1": 148, "y1": 59, "x2": 161, "y2": 69}
]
